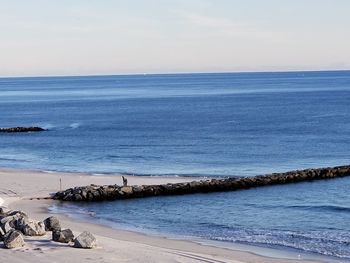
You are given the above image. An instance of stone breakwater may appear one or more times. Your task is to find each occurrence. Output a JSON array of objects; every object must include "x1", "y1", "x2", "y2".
[
  {"x1": 53, "y1": 165, "x2": 350, "y2": 202},
  {"x1": 0, "y1": 127, "x2": 46, "y2": 133}
]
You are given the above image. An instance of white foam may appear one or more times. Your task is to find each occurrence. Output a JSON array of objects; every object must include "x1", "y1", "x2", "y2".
[
  {"x1": 40, "y1": 123, "x2": 56, "y2": 130},
  {"x1": 0, "y1": 197, "x2": 4, "y2": 207},
  {"x1": 43, "y1": 170, "x2": 57, "y2": 174},
  {"x1": 69, "y1": 122, "x2": 80, "y2": 129}
]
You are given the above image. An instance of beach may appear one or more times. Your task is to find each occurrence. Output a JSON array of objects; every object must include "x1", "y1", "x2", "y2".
[
  {"x1": 0, "y1": 167, "x2": 326, "y2": 263},
  {"x1": 1, "y1": 0, "x2": 350, "y2": 260}
]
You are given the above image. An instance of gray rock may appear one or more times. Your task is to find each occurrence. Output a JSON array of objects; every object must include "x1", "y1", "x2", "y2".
[
  {"x1": 43, "y1": 216, "x2": 61, "y2": 231},
  {"x1": 74, "y1": 231, "x2": 97, "y2": 249},
  {"x1": 74, "y1": 194, "x2": 83, "y2": 201},
  {"x1": 4, "y1": 230, "x2": 25, "y2": 249},
  {"x1": 22, "y1": 220, "x2": 46, "y2": 236},
  {"x1": 1, "y1": 211, "x2": 28, "y2": 230},
  {"x1": 0, "y1": 227, "x2": 6, "y2": 241},
  {"x1": 14, "y1": 216, "x2": 29, "y2": 231},
  {"x1": 121, "y1": 186, "x2": 133, "y2": 194},
  {"x1": 81, "y1": 190, "x2": 88, "y2": 200},
  {"x1": 2, "y1": 221, "x2": 14, "y2": 234},
  {"x1": 7, "y1": 210, "x2": 28, "y2": 218},
  {"x1": 0, "y1": 215, "x2": 16, "y2": 225},
  {"x1": 0, "y1": 207, "x2": 11, "y2": 216},
  {"x1": 52, "y1": 229, "x2": 74, "y2": 243}
]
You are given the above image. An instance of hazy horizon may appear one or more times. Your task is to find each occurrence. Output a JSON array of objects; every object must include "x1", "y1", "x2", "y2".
[
  {"x1": 1, "y1": 0, "x2": 350, "y2": 77},
  {"x1": 1, "y1": 69, "x2": 350, "y2": 79}
]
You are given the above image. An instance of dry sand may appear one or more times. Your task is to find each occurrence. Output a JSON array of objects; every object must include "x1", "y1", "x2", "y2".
[{"x1": 0, "y1": 168, "x2": 324, "y2": 263}]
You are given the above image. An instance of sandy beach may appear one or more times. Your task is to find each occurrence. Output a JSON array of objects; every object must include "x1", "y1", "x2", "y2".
[{"x1": 0, "y1": 168, "x2": 326, "y2": 263}]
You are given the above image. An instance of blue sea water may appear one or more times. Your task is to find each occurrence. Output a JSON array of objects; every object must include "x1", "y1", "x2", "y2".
[{"x1": 1, "y1": 71, "x2": 350, "y2": 259}]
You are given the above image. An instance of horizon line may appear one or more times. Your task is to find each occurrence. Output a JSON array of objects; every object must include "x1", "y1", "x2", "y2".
[{"x1": 0, "y1": 68, "x2": 349, "y2": 79}]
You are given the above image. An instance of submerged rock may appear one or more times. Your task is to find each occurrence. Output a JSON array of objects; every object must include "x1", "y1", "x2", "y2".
[{"x1": 74, "y1": 231, "x2": 97, "y2": 249}]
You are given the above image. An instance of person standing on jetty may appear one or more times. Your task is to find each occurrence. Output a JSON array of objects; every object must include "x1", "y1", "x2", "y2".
[{"x1": 122, "y1": 176, "x2": 128, "y2": 187}]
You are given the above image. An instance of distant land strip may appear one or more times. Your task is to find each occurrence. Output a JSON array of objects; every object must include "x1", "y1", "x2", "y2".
[
  {"x1": 53, "y1": 165, "x2": 350, "y2": 202},
  {"x1": 0, "y1": 127, "x2": 46, "y2": 133}
]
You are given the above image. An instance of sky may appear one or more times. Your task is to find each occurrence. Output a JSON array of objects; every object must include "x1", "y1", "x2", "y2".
[{"x1": 0, "y1": 0, "x2": 350, "y2": 76}]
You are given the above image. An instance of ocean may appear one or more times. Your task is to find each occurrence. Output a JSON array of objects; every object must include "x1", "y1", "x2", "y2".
[{"x1": 1, "y1": 71, "x2": 350, "y2": 260}]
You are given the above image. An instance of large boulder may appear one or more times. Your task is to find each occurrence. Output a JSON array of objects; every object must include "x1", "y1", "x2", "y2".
[
  {"x1": 21, "y1": 220, "x2": 46, "y2": 236},
  {"x1": 52, "y1": 229, "x2": 74, "y2": 243},
  {"x1": 4, "y1": 230, "x2": 25, "y2": 249},
  {"x1": 43, "y1": 216, "x2": 61, "y2": 231},
  {"x1": 74, "y1": 231, "x2": 97, "y2": 249}
]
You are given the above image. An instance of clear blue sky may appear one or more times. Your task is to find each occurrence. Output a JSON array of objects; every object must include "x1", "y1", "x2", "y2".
[{"x1": 1, "y1": 0, "x2": 349, "y2": 76}]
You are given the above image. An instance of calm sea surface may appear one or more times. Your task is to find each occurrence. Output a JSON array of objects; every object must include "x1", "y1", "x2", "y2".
[{"x1": 1, "y1": 71, "x2": 350, "y2": 259}]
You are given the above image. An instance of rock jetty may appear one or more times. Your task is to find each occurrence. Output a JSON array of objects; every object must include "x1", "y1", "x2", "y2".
[
  {"x1": 53, "y1": 165, "x2": 350, "y2": 202},
  {"x1": 0, "y1": 127, "x2": 46, "y2": 133}
]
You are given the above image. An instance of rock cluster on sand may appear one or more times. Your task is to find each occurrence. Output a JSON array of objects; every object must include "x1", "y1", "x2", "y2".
[
  {"x1": 0, "y1": 127, "x2": 46, "y2": 133},
  {"x1": 0, "y1": 209, "x2": 44, "y2": 248},
  {"x1": 53, "y1": 165, "x2": 350, "y2": 202},
  {"x1": 0, "y1": 209, "x2": 97, "y2": 249}
]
